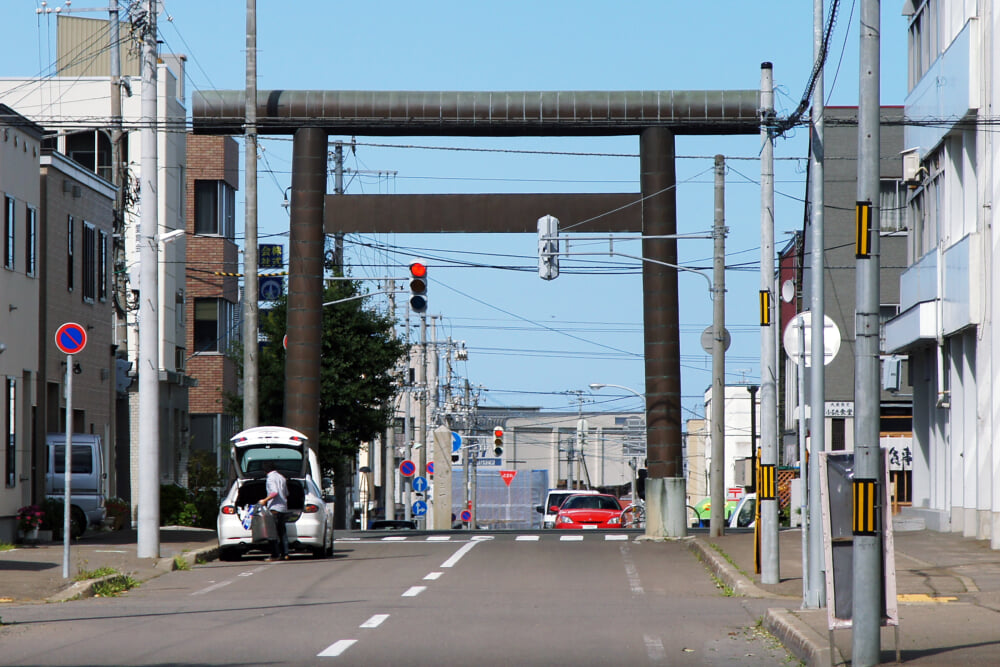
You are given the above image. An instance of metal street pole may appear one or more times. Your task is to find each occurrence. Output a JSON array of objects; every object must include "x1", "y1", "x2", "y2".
[
  {"x1": 136, "y1": 0, "x2": 160, "y2": 559},
  {"x1": 853, "y1": 0, "x2": 883, "y2": 663},
  {"x1": 807, "y1": 0, "x2": 828, "y2": 609},
  {"x1": 758, "y1": 61, "x2": 780, "y2": 584},
  {"x1": 709, "y1": 154, "x2": 727, "y2": 538},
  {"x1": 62, "y1": 355, "x2": 73, "y2": 578}
]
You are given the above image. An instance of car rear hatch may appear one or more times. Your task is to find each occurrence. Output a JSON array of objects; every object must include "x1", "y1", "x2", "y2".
[{"x1": 230, "y1": 427, "x2": 310, "y2": 481}]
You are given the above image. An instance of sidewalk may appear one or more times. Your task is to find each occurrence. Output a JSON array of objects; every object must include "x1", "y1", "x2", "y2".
[
  {"x1": 691, "y1": 522, "x2": 1000, "y2": 666},
  {"x1": 0, "y1": 526, "x2": 219, "y2": 603}
]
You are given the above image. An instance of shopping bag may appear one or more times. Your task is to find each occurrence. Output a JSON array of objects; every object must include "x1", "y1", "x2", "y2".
[
  {"x1": 252, "y1": 508, "x2": 277, "y2": 541},
  {"x1": 241, "y1": 505, "x2": 256, "y2": 531}
]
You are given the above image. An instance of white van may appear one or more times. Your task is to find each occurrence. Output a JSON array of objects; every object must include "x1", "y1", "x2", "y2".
[{"x1": 45, "y1": 433, "x2": 107, "y2": 538}]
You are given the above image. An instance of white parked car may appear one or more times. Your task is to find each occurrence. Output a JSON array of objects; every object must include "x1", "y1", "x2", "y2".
[{"x1": 217, "y1": 426, "x2": 334, "y2": 560}]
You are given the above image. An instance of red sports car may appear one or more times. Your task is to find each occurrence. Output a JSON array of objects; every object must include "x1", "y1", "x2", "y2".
[{"x1": 554, "y1": 493, "x2": 623, "y2": 529}]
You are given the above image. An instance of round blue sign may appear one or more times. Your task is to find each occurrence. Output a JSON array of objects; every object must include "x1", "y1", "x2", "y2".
[
  {"x1": 399, "y1": 459, "x2": 416, "y2": 477},
  {"x1": 412, "y1": 500, "x2": 428, "y2": 517},
  {"x1": 412, "y1": 475, "x2": 429, "y2": 493},
  {"x1": 451, "y1": 431, "x2": 462, "y2": 453},
  {"x1": 460, "y1": 509, "x2": 472, "y2": 522},
  {"x1": 54, "y1": 322, "x2": 87, "y2": 355},
  {"x1": 427, "y1": 461, "x2": 434, "y2": 476}
]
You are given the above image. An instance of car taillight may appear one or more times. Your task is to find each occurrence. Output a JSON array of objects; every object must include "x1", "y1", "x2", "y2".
[
  {"x1": 303, "y1": 504, "x2": 320, "y2": 513},
  {"x1": 221, "y1": 505, "x2": 237, "y2": 515}
]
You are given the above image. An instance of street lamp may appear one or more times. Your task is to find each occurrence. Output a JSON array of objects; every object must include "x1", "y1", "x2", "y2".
[{"x1": 588, "y1": 382, "x2": 644, "y2": 399}]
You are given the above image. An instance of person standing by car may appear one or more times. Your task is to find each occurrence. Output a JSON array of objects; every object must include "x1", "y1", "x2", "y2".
[{"x1": 258, "y1": 462, "x2": 290, "y2": 561}]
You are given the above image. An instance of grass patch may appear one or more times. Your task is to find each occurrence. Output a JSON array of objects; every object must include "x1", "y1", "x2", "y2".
[
  {"x1": 173, "y1": 554, "x2": 191, "y2": 571},
  {"x1": 708, "y1": 542, "x2": 751, "y2": 578},
  {"x1": 710, "y1": 573, "x2": 736, "y2": 596},
  {"x1": 75, "y1": 566, "x2": 118, "y2": 582},
  {"x1": 92, "y1": 574, "x2": 138, "y2": 597},
  {"x1": 0, "y1": 542, "x2": 15, "y2": 552}
]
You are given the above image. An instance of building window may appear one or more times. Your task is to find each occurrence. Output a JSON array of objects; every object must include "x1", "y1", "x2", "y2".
[
  {"x1": 98, "y1": 229, "x2": 108, "y2": 301},
  {"x1": 194, "y1": 298, "x2": 236, "y2": 352},
  {"x1": 67, "y1": 215, "x2": 74, "y2": 291},
  {"x1": 831, "y1": 418, "x2": 846, "y2": 451},
  {"x1": 25, "y1": 205, "x2": 36, "y2": 277},
  {"x1": 194, "y1": 180, "x2": 236, "y2": 239},
  {"x1": 82, "y1": 222, "x2": 97, "y2": 302},
  {"x1": 4, "y1": 195, "x2": 14, "y2": 270},
  {"x1": 5, "y1": 377, "x2": 14, "y2": 488},
  {"x1": 879, "y1": 180, "x2": 905, "y2": 233}
]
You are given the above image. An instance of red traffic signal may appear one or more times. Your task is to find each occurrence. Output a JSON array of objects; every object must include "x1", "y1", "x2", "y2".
[
  {"x1": 493, "y1": 427, "x2": 504, "y2": 456},
  {"x1": 409, "y1": 261, "x2": 428, "y2": 314}
]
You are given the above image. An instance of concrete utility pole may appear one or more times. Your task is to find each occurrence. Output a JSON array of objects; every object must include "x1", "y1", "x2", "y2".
[
  {"x1": 806, "y1": 0, "x2": 827, "y2": 609},
  {"x1": 709, "y1": 154, "x2": 727, "y2": 537},
  {"x1": 758, "y1": 62, "x2": 779, "y2": 584},
  {"x1": 383, "y1": 284, "x2": 396, "y2": 521},
  {"x1": 242, "y1": 0, "x2": 259, "y2": 429},
  {"x1": 331, "y1": 142, "x2": 345, "y2": 269},
  {"x1": 852, "y1": 0, "x2": 882, "y2": 663},
  {"x1": 136, "y1": 0, "x2": 160, "y2": 559}
]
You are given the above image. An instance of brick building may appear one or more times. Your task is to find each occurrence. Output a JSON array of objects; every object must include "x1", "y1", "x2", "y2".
[{"x1": 184, "y1": 134, "x2": 241, "y2": 470}]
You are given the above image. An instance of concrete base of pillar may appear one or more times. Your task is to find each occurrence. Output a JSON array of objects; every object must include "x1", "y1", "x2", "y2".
[{"x1": 644, "y1": 477, "x2": 688, "y2": 539}]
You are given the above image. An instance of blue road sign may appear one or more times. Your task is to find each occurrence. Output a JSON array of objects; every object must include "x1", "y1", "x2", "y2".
[
  {"x1": 460, "y1": 509, "x2": 472, "y2": 522},
  {"x1": 399, "y1": 459, "x2": 416, "y2": 477},
  {"x1": 427, "y1": 461, "x2": 435, "y2": 476},
  {"x1": 412, "y1": 500, "x2": 427, "y2": 517},
  {"x1": 451, "y1": 431, "x2": 462, "y2": 453},
  {"x1": 54, "y1": 322, "x2": 87, "y2": 354},
  {"x1": 259, "y1": 275, "x2": 283, "y2": 301},
  {"x1": 412, "y1": 475, "x2": 429, "y2": 493}
]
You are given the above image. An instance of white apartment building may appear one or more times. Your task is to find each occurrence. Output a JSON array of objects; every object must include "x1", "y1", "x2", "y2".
[
  {"x1": 884, "y1": 2, "x2": 1000, "y2": 545},
  {"x1": 0, "y1": 39, "x2": 192, "y2": 513}
]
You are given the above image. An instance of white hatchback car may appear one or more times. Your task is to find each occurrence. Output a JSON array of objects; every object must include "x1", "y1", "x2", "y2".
[{"x1": 217, "y1": 426, "x2": 335, "y2": 560}]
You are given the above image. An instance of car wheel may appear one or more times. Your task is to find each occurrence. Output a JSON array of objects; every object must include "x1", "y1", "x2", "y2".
[
  {"x1": 70, "y1": 506, "x2": 87, "y2": 539},
  {"x1": 218, "y1": 546, "x2": 241, "y2": 561}
]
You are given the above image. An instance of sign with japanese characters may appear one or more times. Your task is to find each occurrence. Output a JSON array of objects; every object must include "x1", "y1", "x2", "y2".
[{"x1": 258, "y1": 244, "x2": 283, "y2": 269}]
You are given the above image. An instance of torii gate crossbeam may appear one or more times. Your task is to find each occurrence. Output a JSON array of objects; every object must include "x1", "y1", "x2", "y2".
[{"x1": 193, "y1": 87, "x2": 762, "y2": 538}]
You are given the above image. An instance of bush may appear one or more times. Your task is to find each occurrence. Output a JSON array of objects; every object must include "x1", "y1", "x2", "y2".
[
  {"x1": 160, "y1": 484, "x2": 190, "y2": 526},
  {"x1": 40, "y1": 498, "x2": 64, "y2": 533},
  {"x1": 105, "y1": 497, "x2": 130, "y2": 530}
]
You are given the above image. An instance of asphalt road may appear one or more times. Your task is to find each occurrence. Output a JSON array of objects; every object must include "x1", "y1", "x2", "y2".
[{"x1": 0, "y1": 532, "x2": 793, "y2": 666}]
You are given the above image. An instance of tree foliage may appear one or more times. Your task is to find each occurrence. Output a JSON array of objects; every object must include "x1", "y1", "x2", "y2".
[{"x1": 227, "y1": 276, "x2": 407, "y2": 476}]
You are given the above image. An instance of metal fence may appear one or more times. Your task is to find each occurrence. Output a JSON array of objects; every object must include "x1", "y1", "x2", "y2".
[{"x1": 451, "y1": 469, "x2": 549, "y2": 530}]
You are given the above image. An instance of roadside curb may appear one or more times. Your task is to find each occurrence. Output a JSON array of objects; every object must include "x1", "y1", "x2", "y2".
[
  {"x1": 688, "y1": 537, "x2": 789, "y2": 599},
  {"x1": 689, "y1": 538, "x2": 836, "y2": 667},
  {"x1": 764, "y1": 608, "x2": 844, "y2": 667},
  {"x1": 44, "y1": 544, "x2": 220, "y2": 603}
]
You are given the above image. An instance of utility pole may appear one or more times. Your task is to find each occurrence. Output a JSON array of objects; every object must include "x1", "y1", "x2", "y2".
[
  {"x1": 709, "y1": 154, "x2": 727, "y2": 538},
  {"x1": 383, "y1": 283, "x2": 396, "y2": 521},
  {"x1": 807, "y1": 0, "x2": 827, "y2": 609},
  {"x1": 136, "y1": 0, "x2": 160, "y2": 559},
  {"x1": 242, "y1": 0, "x2": 259, "y2": 429},
  {"x1": 758, "y1": 62, "x2": 780, "y2": 584},
  {"x1": 852, "y1": 1, "x2": 882, "y2": 663},
  {"x1": 331, "y1": 142, "x2": 345, "y2": 270}
]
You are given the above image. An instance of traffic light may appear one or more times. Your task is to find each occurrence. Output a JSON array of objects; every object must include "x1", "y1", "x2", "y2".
[
  {"x1": 493, "y1": 427, "x2": 504, "y2": 456},
  {"x1": 409, "y1": 260, "x2": 428, "y2": 314},
  {"x1": 537, "y1": 215, "x2": 560, "y2": 280}
]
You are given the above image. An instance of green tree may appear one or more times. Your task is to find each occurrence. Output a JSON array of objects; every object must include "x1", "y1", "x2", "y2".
[{"x1": 227, "y1": 274, "x2": 407, "y2": 526}]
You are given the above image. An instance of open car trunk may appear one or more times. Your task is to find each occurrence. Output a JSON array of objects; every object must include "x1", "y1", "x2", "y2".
[{"x1": 235, "y1": 478, "x2": 306, "y2": 515}]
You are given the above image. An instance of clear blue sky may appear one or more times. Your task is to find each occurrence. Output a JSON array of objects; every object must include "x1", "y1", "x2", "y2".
[{"x1": 3, "y1": 1, "x2": 909, "y2": 418}]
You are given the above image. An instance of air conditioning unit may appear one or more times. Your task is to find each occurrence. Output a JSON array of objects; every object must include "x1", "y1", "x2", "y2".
[{"x1": 901, "y1": 148, "x2": 922, "y2": 185}]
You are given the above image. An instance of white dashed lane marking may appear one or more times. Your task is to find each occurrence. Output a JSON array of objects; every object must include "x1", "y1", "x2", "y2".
[
  {"x1": 360, "y1": 614, "x2": 389, "y2": 628},
  {"x1": 402, "y1": 586, "x2": 426, "y2": 597},
  {"x1": 318, "y1": 639, "x2": 356, "y2": 657},
  {"x1": 424, "y1": 572, "x2": 443, "y2": 580}
]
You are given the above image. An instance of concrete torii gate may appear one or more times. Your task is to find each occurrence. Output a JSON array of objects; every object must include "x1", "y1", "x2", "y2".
[{"x1": 193, "y1": 85, "x2": 762, "y2": 537}]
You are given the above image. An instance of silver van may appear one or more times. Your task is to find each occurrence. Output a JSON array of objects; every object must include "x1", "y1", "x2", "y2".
[{"x1": 45, "y1": 433, "x2": 107, "y2": 538}]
